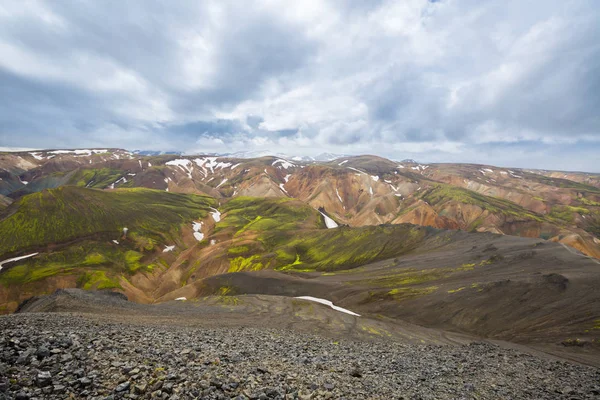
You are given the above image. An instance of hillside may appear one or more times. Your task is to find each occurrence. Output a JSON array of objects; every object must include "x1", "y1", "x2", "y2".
[
  {"x1": 1, "y1": 149, "x2": 600, "y2": 365},
  {"x1": 0, "y1": 187, "x2": 216, "y2": 312},
  {"x1": 1, "y1": 149, "x2": 598, "y2": 258}
]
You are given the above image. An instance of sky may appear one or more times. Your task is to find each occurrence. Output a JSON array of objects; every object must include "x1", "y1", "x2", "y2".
[{"x1": 0, "y1": 0, "x2": 599, "y2": 172}]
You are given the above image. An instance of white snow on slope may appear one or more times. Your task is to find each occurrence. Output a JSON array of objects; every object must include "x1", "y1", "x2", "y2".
[
  {"x1": 335, "y1": 188, "x2": 343, "y2": 204},
  {"x1": 272, "y1": 159, "x2": 295, "y2": 169},
  {"x1": 210, "y1": 208, "x2": 221, "y2": 222},
  {"x1": 294, "y1": 296, "x2": 360, "y2": 316},
  {"x1": 283, "y1": 174, "x2": 291, "y2": 183},
  {"x1": 216, "y1": 178, "x2": 228, "y2": 188},
  {"x1": 338, "y1": 160, "x2": 348, "y2": 166},
  {"x1": 0, "y1": 253, "x2": 38, "y2": 272},
  {"x1": 192, "y1": 221, "x2": 204, "y2": 241},
  {"x1": 48, "y1": 149, "x2": 108, "y2": 156},
  {"x1": 319, "y1": 211, "x2": 338, "y2": 229},
  {"x1": 279, "y1": 183, "x2": 288, "y2": 195},
  {"x1": 166, "y1": 159, "x2": 191, "y2": 168},
  {"x1": 166, "y1": 159, "x2": 193, "y2": 178},
  {"x1": 371, "y1": 175, "x2": 379, "y2": 182},
  {"x1": 163, "y1": 245, "x2": 175, "y2": 253},
  {"x1": 175, "y1": 297, "x2": 187, "y2": 301},
  {"x1": 30, "y1": 152, "x2": 44, "y2": 160},
  {"x1": 347, "y1": 167, "x2": 365, "y2": 174}
]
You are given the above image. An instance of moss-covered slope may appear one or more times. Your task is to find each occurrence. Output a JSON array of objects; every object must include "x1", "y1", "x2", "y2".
[
  {"x1": 212, "y1": 197, "x2": 431, "y2": 273},
  {"x1": 0, "y1": 186, "x2": 216, "y2": 258}
]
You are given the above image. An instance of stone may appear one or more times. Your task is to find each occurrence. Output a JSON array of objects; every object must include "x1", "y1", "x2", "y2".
[
  {"x1": 115, "y1": 381, "x2": 130, "y2": 392},
  {"x1": 36, "y1": 371, "x2": 52, "y2": 387}
]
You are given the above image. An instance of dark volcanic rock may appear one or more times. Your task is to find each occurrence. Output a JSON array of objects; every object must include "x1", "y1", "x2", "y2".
[{"x1": 0, "y1": 313, "x2": 598, "y2": 399}]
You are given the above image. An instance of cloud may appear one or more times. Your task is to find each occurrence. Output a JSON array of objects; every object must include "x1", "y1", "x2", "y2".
[{"x1": 0, "y1": 0, "x2": 599, "y2": 171}]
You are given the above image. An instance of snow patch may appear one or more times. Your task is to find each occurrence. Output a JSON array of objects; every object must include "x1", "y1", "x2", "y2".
[
  {"x1": 163, "y1": 245, "x2": 175, "y2": 253},
  {"x1": 192, "y1": 221, "x2": 204, "y2": 241},
  {"x1": 371, "y1": 175, "x2": 379, "y2": 182},
  {"x1": 112, "y1": 240, "x2": 119, "y2": 244},
  {"x1": 216, "y1": 178, "x2": 228, "y2": 188},
  {"x1": 319, "y1": 211, "x2": 338, "y2": 229},
  {"x1": 335, "y1": 188, "x2": 343, "y2": 204},
  {"x1": 210, "y1": 208, "x2": 221, "y2": 222},
  {"x1": 30, "y1": 152, "x2": 44, "y2": 160},
  {"x1": 347, "y1": 167, "x2": 365, "y2": 174},
  {"x1": 279, "y1": 183, "x2": 288, "y2": 195},
  {"x1": 338, "y1": 160, "x2": 348, "y2": 166},
  {"x1": 0, "y1": 253, "x2": 38, "y2": 272},
  {"x1": 175, "y1": 297, "x2": 187, "y2": 301},
  {"x1": 294, "y1": 296, "x2": 360, "y2": 316},
  {"x1": 48, "y1": 149, "x2": 108, "y2": 156},
  {"x1": 272, "y1": 159, "x2": 295, "y2": 169},
  {"x1": 166, "y1": 159, "x2": 191, "y2": 168},
  {"x1": 283, "y1": 174, "x2": 291, "y2": 183}
]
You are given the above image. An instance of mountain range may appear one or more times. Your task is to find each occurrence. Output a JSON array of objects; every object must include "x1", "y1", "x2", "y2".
[{"x1": 1, "y1": 148, "x2": 600, "y2": 365}]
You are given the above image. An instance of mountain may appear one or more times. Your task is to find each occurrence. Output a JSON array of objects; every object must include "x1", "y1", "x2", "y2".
[{"x1": 1, "y1": 148, "x2": 600, "y2": 365}]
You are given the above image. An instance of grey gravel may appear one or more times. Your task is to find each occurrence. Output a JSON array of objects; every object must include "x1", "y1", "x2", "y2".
[{"x1": 0, "y1": 313, "x2": 599, "y2": 399}]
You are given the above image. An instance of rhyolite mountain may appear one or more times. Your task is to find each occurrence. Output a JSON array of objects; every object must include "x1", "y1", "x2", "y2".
[{"x1": 1, "y1": 148, "x2": 600, "y2": 365}]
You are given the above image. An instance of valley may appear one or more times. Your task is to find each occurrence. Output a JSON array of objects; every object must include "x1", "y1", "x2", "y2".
[{"x1": 1, "y1": 148, "x2": 600, "y2": 376}]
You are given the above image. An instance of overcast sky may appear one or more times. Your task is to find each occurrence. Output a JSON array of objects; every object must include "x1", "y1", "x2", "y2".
[{"x1": 0, "y1": 1, "x2": 599, "y2": 171}]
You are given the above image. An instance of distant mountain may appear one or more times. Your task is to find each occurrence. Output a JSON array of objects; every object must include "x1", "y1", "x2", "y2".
[
  {"x1": 131, "y1": 150, "x2": 183, "y2": 156},
  {"x1": 219, "y1": 150, "x2": 348, "y2": 162}
]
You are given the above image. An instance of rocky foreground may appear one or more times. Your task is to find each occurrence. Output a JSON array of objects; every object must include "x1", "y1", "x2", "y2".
[{"x1": 0, "y1": 313, "x2": 599, "y2": 400}]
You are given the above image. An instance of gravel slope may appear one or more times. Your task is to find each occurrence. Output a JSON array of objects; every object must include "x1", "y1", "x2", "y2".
[{"x1": 1, "y1": 313, "x2": 599, "y2": 400}]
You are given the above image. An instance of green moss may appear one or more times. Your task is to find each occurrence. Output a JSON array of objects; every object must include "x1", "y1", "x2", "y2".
[
  {"x1": 218, "y1": 286, "x2": 233, "y2": 296},
  {"x1": 385, "y1": 286, "x2": 438, "y2": 300},
  {"x1": 124, "y1": 250, "x2": 143, "y2": 273},
  {"x1": 227, "y1": 245, "x2": 250, "y2": 256},
  {"x1": 419, "y1": 184, "x2": 545, "y2": 223},
  {"x1": 580, "y1": 197, "x2": 600, "y2": 207},
  {"x1": 82, "y1": 253, "x2": 106, "y2": 265},
  {"x1": 228, "y1": 255, "x2": 265, "y2": 273},
  {"x1": 447, "y1": 287, "x2": 465, "y2": 294},
  {"x1": 549, "y1": 205, "x2": 590, "y2": 224},
  {"x1": 0, "y1": 186, "x2": 216, "y2": 258},
  {"x1": 79, "y1": 270, "x2": 122, "y2": 290}
]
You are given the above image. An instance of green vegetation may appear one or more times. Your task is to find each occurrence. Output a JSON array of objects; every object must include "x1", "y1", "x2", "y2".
[
  {"x1": 580, "y1": 197, "x2": 600, "y2": 207},
  {"x1": 79, "y1": 270, "x2": 122, "y2": 290},
  {"x1": 213, "y1": 197, "x2": 434, "y2": 273},
  {"x1": 419, "y1": 184, "x2": 545, "y2": 224},
  {"x1": 70, "y1": 168, "x2": 132, "y2": 189},
  {"x1": 215, "y1": 196, "x2": 319, "y2": 234},
  {"x1": 272, "y1": 225, "x2": 428, "y2": 272},
  {"x1": 0, "y1": 186, "x2": 217, "y2": 257},
  {"x1": 0, "y1": 242, "x2": 154, "y2": 287},
  {"x1": 549, "y1": 205, "x2": 590, "y2": 224},
  {"x1": 228, "y1": 255, "x2": 264, "y2": 273}
]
